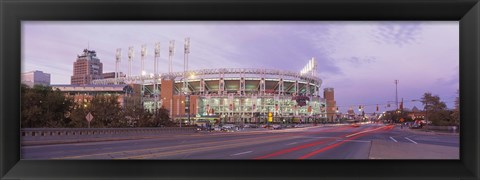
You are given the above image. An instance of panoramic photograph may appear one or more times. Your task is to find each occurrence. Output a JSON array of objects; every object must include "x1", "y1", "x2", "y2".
[{"x1": 21, "y1": 21, "x2": 459, "y2": 160}]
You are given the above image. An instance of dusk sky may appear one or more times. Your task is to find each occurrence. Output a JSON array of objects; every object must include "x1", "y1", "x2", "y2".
[{"x1": 22, "y1": 21, "x2": 459, "y2": 113}]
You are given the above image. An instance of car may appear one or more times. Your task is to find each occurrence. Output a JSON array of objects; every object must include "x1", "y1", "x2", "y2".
[
  {"x1": 409, "y1": 124, "x2": 422, "y2": 129},
  {"x1": 248, "y1": 124, "x2": 259, "y2": 128},
  {"x1": 272, "y1": 124, "x2": 282, "y2": 129},
  {"x1": 294, "y1": 124, "x2": 303, "y2": 128}
]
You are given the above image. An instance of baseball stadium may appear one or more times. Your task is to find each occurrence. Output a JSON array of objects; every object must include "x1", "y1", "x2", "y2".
[{"x1": 91, "y1": 65, "x2": 337, "y2": 125}]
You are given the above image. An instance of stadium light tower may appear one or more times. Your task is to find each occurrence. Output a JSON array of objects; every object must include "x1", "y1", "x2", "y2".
[
  {"x1": 183, "y1": 37, "x2": 191, "y2": 94},
  {"x1": 184, "y1": 38, "x2": 191, "y2": 124},
  {"x1": 141, "y1": 44, "x2": 147, "y2": 76},
  {"x1": 128, "y1": 46, "x2": 134, "y2": 78},
  {"x1": 115, "y1": 48, "x2": 122, "y2": 85},
  {"x1": 168, "y1": 40, "x2": 175, "y2": 74},
  {"x1": 141, "y1": 44, "x2": 147, "y2": 105},
  {"x1": 154, "y1": 42, "x2": 160, "y2": 112}
]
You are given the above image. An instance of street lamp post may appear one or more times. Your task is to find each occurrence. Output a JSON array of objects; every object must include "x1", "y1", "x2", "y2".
[{"x1": 186, "y1": 93, "x2": 190, "y2": 125}]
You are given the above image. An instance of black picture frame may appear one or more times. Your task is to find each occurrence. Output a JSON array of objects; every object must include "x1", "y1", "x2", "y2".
[{"x1": 1, "y1": 0, "x2": 479, "y2": 179}]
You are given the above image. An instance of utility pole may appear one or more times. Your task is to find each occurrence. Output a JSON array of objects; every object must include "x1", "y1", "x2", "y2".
[
  {"x1": 395, "y1": 80, "x2": 400, "y2": 124},
  {"x1": 395, "y1": 80, "x2": 399, "y2": 110}
]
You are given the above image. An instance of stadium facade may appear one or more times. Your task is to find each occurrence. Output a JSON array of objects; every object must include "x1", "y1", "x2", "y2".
[{"x1": 92, "y1": 68, "x2": 337, "y2": 124}]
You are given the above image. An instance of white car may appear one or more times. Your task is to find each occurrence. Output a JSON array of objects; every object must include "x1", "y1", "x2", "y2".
[{"x1": 272, "y1": 125, "x2": 282, "y2": 129}]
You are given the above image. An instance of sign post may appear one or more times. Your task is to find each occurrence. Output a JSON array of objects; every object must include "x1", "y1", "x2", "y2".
[{"x1": 86, "y1": 112, "x2": 93, "y2": 128}]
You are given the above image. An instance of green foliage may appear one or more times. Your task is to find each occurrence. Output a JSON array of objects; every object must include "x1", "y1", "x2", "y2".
[
  {"x1": 421, "y1": 92, "x2": 447, "y2": 112},
  {"x1": 21, "y1": 84, "x2": 175, "y2": 128},
  {"x1": 429, "y1": 110, "x2": 455, "y2": 126},
  {"x1": 451, "y1": 89, "x2": 460, "y2": 125},
  {"x1": 421, "y1": 92, "x2": 457, "y2": 126},
  {"x1": 21, "y1": 84, "x2": 74, "y2": 128},
  {"x1": 152, "y1": 107, "x2": 174, "y2": 127},
  {"x1": 381, "y1": 110, "x2": 411, "y2": 123},
  {"x1": 124, "y1": 105, "x2": 151, "y2": 127},
  {"x1": 88, "y1": 95, "x2": 125, "y2": 128}
]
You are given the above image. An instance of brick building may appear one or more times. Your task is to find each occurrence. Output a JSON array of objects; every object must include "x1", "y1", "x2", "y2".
[{"x1": 71, "y1": 49, "x2": 103, "y2": 85}]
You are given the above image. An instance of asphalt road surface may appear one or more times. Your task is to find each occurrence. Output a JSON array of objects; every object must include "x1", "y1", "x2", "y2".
[{"x1": 22, "y1": 123, "x2": 459, "y2": 160}]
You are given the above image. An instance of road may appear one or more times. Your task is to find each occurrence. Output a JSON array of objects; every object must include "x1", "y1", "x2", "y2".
[{"x1": 21, "y1": 123, "x2": 459, "y2": 159}]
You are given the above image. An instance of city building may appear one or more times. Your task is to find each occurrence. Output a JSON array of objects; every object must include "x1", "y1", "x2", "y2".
[
  {"x1": 347, "y1": 108, "x2": 356, "y2": 119},
  {"x1": 407, "y1": 106, "x2": 426, "y2": 120},
  {"x1": 21, "y1": 70, "x2": 51, "y2": 87},
  {"x1": 51, "y1": 84, "x2": 135, "y2": 107},
  {"x1": 71, "y1": 49, "x2": 103, "y2": 85},
  {"x1": 102, "y1": 72, "x2": 125, "y2": 79},
  {"x1": 324, "y1": 88, "x2": 337, "y2": 121}
]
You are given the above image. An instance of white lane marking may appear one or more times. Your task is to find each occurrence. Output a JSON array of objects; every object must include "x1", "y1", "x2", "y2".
[
  {"x1": 345, "y1": 126, "x2": 387, "y2": 138},
  {"x1": 389, "y1": 137, "x2": 398, "y2": 142},
  {"x1": 336, "y1": 140, "x2": 370, "y2": 143},
  {"x1": 301, "y1": 136, "x2": 332, "y2": 139},
  {"x1": 286, "y1": 142, "x2": 298, "y2": 145},
  {"x1": 230, "y1": 151, "x2": 253, "y2": 156},
  {"x1": 404, "y1": 137, "x2": 418, "y2": 144}
]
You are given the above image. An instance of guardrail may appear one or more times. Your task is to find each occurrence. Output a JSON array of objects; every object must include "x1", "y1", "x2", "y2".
[
  {"x1": 424, "y1": 125, "x2": 459, "y2": 132},
  {"x1": 21, "y1": 127, "x2": 197, "y2": 137}
]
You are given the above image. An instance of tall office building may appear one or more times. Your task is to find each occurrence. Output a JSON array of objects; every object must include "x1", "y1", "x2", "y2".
[
  {"x1": 71, "y1": 49, "x2": 103, "y2": 85},
  {"x1": 21, "y1": 70, "x2": 51, "y2": 87}
]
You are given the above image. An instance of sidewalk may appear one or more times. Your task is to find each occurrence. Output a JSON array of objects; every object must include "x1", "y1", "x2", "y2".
[
  {"x1": 369, "y1": 140, "x2": 459, "y2": 159},
  {"x1": 397, "y1": 125, "x2": 459, "y2": 136}
]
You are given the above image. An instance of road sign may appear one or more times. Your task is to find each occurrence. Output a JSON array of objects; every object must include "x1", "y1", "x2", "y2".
[
  {"x1": 86, "y1": 112, "x2": 93, "y2": 128},
  {"x1": 86, "y1": 112, "x2": 93, "y2": 122}
]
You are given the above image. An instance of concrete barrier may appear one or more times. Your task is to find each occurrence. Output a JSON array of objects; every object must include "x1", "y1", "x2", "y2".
[
  {"x1": 421, "y1": 125, "x2": 459, "y2": 134},
  {"x1": 21, "y1": 127, "x2": 197, "y2": 141}
]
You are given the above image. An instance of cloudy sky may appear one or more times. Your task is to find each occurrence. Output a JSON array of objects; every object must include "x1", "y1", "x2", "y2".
[{"x1": 22, "y1": 21, "x2": 459, "y2": 113}]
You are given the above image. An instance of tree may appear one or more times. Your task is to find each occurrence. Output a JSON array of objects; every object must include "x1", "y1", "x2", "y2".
[
  {"x1": 89, "y1": 95, "x2": 125, "y2": 128},
  {"x1": 381, "y1": 110, "x2": 411, "y2": 123},
  {"x1": 69, "y1": 102, "x2": 89, "y2": 128},
  {"x1": 68, "y1": 94, "x2": 125, "y2": 128},
  {"x1": 21, "y1": 84, "x2": 74, "y2": 128},
  {"x1": 421, "y1": 92, "x2": 452, "y2": 126},
  {"x1": 152, "y1": 107, "x2": 174, "y2": 127},
  {"x1": 451, "y1": 90, "x2": 460, "y2": 126},
  {"x1": 124, "y1": 105, "x2": 153, "y2": 127}
]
